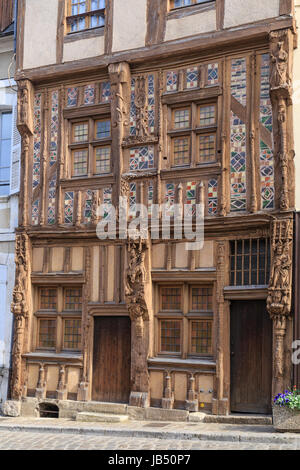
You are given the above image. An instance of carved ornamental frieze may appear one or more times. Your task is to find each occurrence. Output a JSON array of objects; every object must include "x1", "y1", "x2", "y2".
[{"x1": 10, "y1": 233, "x2": 30, "y2": 400}]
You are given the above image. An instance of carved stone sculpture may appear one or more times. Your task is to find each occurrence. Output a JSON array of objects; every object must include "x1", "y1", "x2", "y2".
[{"x1": 135, "y1": 76, "x2": 149, "y2": 138}]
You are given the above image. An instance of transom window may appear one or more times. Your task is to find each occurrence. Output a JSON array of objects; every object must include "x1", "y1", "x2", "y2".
[
  {"x1": 230, "y1": 238, "x2": 271, "y2": 286},
  {"x1": 36, "y1": 286, "x2": 82, "y2": 352},
  {"x1": 70, "y1": 117, "x2": 111, "y2": 177},
  {"x1": 157, "y1": 284, "x2": 214, "y2": 357},
  {"x1": 170, "y1": 0, "x2": 214, "y2": 9},
  {"x1": 169, "y1": 103, "x2": 217, "y2": 167},
  {"x1": 66, "y1": 0, "x2": 106, "y2": 33}
]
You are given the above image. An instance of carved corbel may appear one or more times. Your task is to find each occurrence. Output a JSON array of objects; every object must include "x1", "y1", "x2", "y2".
[
  {"x1": 185, "y1": 373, "x2": 198, "y2": 412},
  {"x1": 56, "y1": 365, "x2": 68, "y2": 401},
  {"x1": 161, "y1": 370, "x2": 174, "y2": 409},
  {"x1": 17, "y1": 78, "x2": 34, "y2": 136}
]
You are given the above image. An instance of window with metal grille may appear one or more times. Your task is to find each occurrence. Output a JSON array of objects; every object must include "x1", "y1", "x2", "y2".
[
  {"x1": 40, "y1": 288, "x2": 57, "y2": 310},
  {"x1": 63, "y1": 319, "x2": 82, "y2": 349},
  {"x1": 160, "y1": 320, "x2": 181, "y2": 353},
  {"x1": 38, "y1": 319, "x2": 56, "y2": 348},
  {"x1": 191, "y1": 286, "x2": 213, "y2": 311},
  {"x1": 161, "y1": 287, "x2": 182, "y2": 310},
  {"x1": 230, "y1": 238, "x2": 271, "y2": 286},
  {"x1": 64, "y1": 287, "x2": 82, "y2": 310},
  {"x1": 190, "y1": 320, "x2": 212, "y2": 355},
  {"x1": 66, "y1": 0, "x2": 106, "y2": 34}
]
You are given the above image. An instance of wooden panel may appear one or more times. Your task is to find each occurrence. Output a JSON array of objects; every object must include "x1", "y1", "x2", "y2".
[
  {"x1": 91, "y1": 246, "x2": 100, "y2": 302},
  {"x1": 51, "y1": 247, "x2": 64, "y2": 272},
  {"x1": 150, "y1": 371, "x2": 164, "y2": 399},
  {"x1": 106, "y1": 246, "x2": 115, "y2": 301},
  {"x1": 174, "y1": 373, "x2": 187, "y2": 401},
  {"x1": 175, "y1": 243, "x2": 188, "y2": 269},
  {"x1": 46, "y1": 365, "x2": 59, "y2": 391},
  {"x1": 0, "y1": 0, "x2": 14, "y2": 32},
  {"x1": 67, "y1": 367, "x2": 80, "y2": 394},
  {"x1": 71, "y1": 247, "x2": 83, "y2": 272},
  {"x1": 230, "y1": 300, "x2": 272, "y2": 414},
  {"x1": 92, "y1": 317, "x2": 131, "y2": 403},
  {"x1": 32, "y1": 248, "x2": 44, "y2": 272},
  {"x1": 152, "y1": 244, "x2": 166, "y2": 269}
]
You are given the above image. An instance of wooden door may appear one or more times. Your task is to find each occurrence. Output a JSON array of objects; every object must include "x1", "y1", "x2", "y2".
[
  {"x1": 230, "y1": 300, "x2": 272, "y2": 414},
  {"x1": 92, "y1": 316, "x2": 131, "y2": 403}
]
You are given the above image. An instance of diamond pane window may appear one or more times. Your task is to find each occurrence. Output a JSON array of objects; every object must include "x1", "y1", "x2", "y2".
[
  {"x1": 172, "y1": 137, "x2": 190, "y2": 166},
  {"x1": 73, "y1": 149, "x2": 88, "y2": 176},
  {"x1": 160, "y1": 320, "x2": 181, "y2": 353},
  {"x1": 199, "y1": 104, "x2": 216, "y2": 126},
  {"x1": 191, "y1": 287, "x2": 213, "y2": 311},
  {"x1": 38, "y1": 319, "x2": 56, "y2": 348},
  {"x1": 186, "y1": 67, "x2": 199, "y2": 89},
  {"x1": 199, "y1": 134, "x2": 216, "y2": 163},
  {"x1": 173, "y1": 108, "x2": 190, "y2": 129},
  {"x1": 73, "y1": 123, "x2": 88, "y2": 143},
  {"x1": 95, "y1": 146, "x2": 111, "y2": 174},
  {"x1": 84, "y1": 84, "x2": 96, "y2": 105},
  {"x1": 100, "y1": 81, "x2": 111, "y2": 103},
  {"x1": 190, "y1": 320, "x2": 212, "y2": 355},
  {"x1": 95, "y1": 119, "x2": 111, "y2": 139},
  {"x1": 64, "y1": 191, "x2": 74, "y2": 224},
  {"x1": 65, "y1": 288, "x2": 82, "y2": 311},
  {"x1": 161, "y1": 287, "x2": 181, "y2": 310},
  {"x1": 166, "y1": 71, "x2": 178, "y2": 92},
  {"x1": 63, "y1": 319, "x2": 82, "y2": 350},
  {"x1": 207, "y1": 63, "x2": 219, "y2": 86},
  {"x1": 67, "y1": 87, "x2": 78, "y2": 107},
  {"x1": 40, "y1": 288, "x2": 57, "y2": 310}
]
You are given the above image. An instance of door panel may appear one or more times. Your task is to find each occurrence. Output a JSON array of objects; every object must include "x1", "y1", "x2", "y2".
[
  {"x1": 92, "y1": 316, "x2": 131, "y2": 403},
  {"x1": 230, "y1": 300, "x2": 272, "y2": 414}
]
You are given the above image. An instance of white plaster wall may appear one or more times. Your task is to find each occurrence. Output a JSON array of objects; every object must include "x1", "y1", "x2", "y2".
[
  {"x1": 224, "y1": 0, "x2": 280, "y2": 29},
  {"x1": 23, "y1": 0, "x2": 58, "y2": 69},
  {"x1": 63, "y1": 35, "x2": 105, "y2": 62},
  {"x1": 294, "y1": 1, "x2": 300, "y2": 210},
  {"x1": 165, "y1": 9, "x2": 216, "y2": 42},
  {"x1": 112, "y1": 0, "x2": 147, "y2": 52}
]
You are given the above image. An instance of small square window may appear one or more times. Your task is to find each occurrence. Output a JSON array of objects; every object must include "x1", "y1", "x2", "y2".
[
  {"x1": 161, "y1": 287, "x2": 182, "y2": 310},
  {"x1": 40, "y1": 288, "x2": 57, "y2": 310},
  {"x1": 72, "y1": 122, "x2": 88, "y2": 143},
  {"x1": 190, "y1": 320, "x2": 212, "y2": 355},
  {"x1": 63, "y1": 318, "x2": 82, "y2": 350},
  {"x1": 199, "y1": 134, "x2": 216, "y2": 163},
  {"x1": 160, "y1": 320, "x2": 181, "y2": 353},
  {"x1": 95, "y1": 119, "x2": 111, "y2": 139},
  {"x1": 199, "y1": 104, "x2": 216, "y2": 127},
  {"x1": 64, "y1": 287, "x2": 82, "y2": 311},
  {"x1": 173, "y1": 108, "x2": 190, "y2": 129},
  {"x1": 172, "y1": 137, "x2": 190, "y2": 166},
  {"x1": 72, "y1": 149, "x2": 88, "y2": 176},
  {"x1": 191, "y1": 287, "x2": 213, "y2": 311},
  {"x1": 38, "y1": 319, "x2": 56, "y2": 348},
  {"x1": 95, "y1": 146, "x2": 111, "y2": 174}
]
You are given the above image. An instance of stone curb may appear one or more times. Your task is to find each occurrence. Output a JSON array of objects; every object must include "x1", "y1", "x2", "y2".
[{"x1": 0, "y1": 423, "x2": 299, "y2": 446}]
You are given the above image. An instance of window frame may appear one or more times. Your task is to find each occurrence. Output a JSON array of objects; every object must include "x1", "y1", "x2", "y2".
[
  {"x1": 69, "y1": 115, "x2": 112, "y2": 178},
  {"x1": 0, "y1": 110, "x2": 12, "y2": 197},
  {"x1": 169, "y1": 0, "x2": 214, "y2": 11},
  {"x1": 66, "y1": 0, "x2": 106, "y2": 35},
  {"x1": 155, "y1": 282, "x2": 215, "y2": 359},
  {"x1": 167, "y1": 100, "x2": 218, "y2": 169},
  {"x1": 35, "y1": 285, "x2": 83, "y2": 354}
]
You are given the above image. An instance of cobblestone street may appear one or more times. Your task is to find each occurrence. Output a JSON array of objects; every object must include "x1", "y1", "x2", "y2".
[
  {"x1": 0, "y1": 417, "x2": 299, "y2": 450},
  {"x1": 0, "y1": 429, "x2": 298, "y2": 450}
]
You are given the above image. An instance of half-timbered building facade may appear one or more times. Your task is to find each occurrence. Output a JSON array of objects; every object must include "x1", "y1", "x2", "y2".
[{"x1": 6, "y1": 0, "x2": 299, "y2": 417}]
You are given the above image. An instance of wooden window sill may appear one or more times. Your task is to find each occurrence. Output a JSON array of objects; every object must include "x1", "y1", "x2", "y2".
[
  {"x1": 168, "y1": 1, "x2": 215, "y2": 20},
  {"x1": 64, "y1": 26, "x2": 104, "y2": 43}
]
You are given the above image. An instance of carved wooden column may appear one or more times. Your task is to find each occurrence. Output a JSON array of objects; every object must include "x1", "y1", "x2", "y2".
[
  {"x1": 267, "y1": 217, "x2": 293, "y2": 396},
  {"x1": 10, "y1": 234, "x2": 31, "y2": 400},
  {"x1": 212, "y1": 241, "x2": 229, "y2": 415},
  {"x1": 78, "y1": 246, "x2": 92, "y2": 401},
  {"x1": 56, "y1": 365, "x2": 68, "y2": 400},
  {"x1": 17, "y1": 78, "x2": 34, "y2": 228},
  {"x1": 161, "y1": 370, "x2": 174, "y2": 409},
  {"x1": 125, "y1": 238, "x2": 152, "y2": 407},
  {"x1": 269, "y1": 29, "x2": 294, "y2": 211},
  {"x1": 108, "y1": 62, "x2": 131, "y2": 213}
]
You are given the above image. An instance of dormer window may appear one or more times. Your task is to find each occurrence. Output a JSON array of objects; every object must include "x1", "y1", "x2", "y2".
[{"x1": 66, "y1": 0, "x2": 106, "y2": 33}]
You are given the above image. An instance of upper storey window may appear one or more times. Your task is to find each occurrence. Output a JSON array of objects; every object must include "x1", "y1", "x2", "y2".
[
  {"x1": 170, "y1": 0, "x2": 213, "y2": 9},
  {"x1": 67, "y1": 0, "x2": 106, "y2": 33}
]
